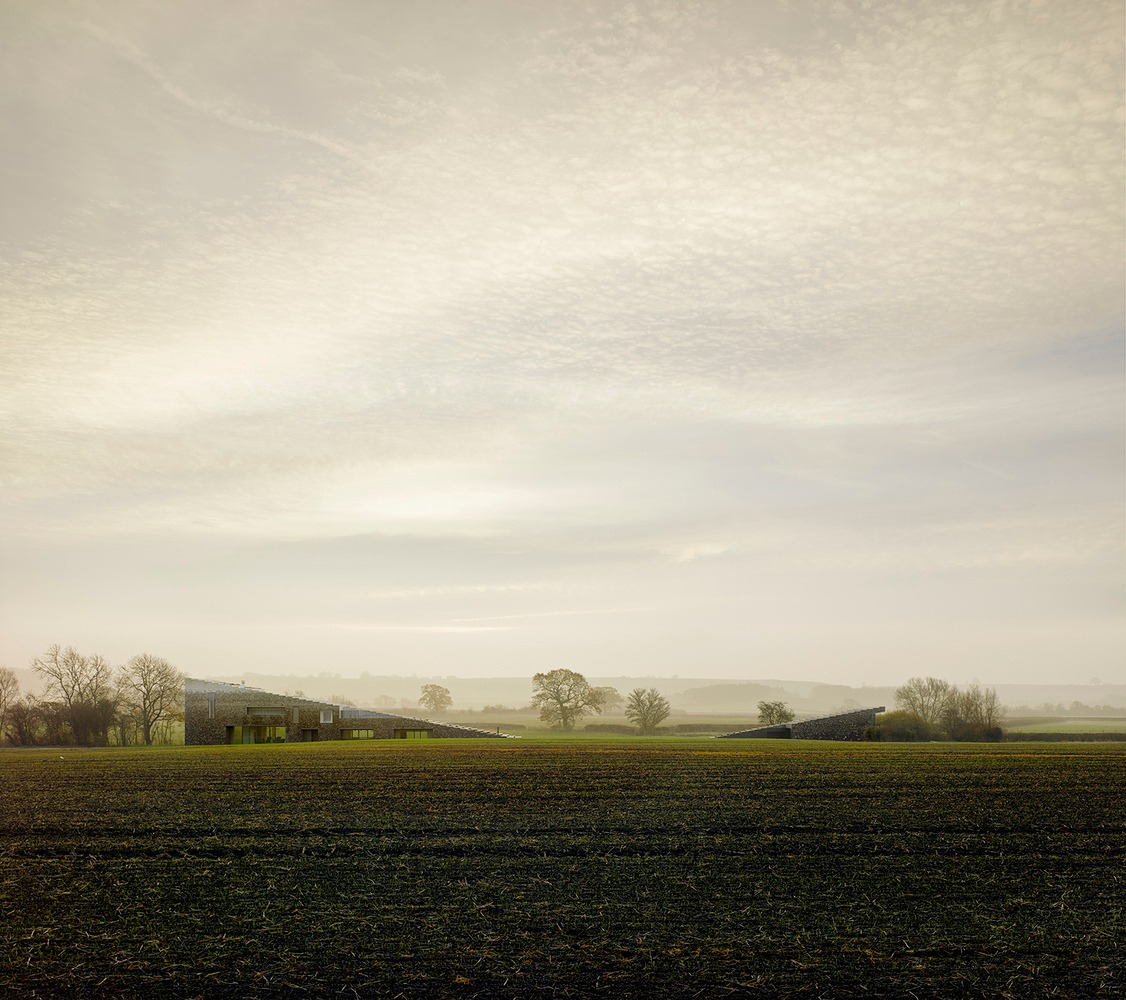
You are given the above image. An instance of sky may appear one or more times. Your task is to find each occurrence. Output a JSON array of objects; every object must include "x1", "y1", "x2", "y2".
[{"x1": 1, "y1": 0, "x2": 1123, "y2": 686}]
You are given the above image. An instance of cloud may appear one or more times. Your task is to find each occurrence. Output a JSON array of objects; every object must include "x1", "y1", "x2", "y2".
[
  {"x1": 318, "y1": 623, "x2": 517, "y2": 633},
  {"x1": 367, "y1": 582, "x2": 553, "y2": 600},
  {"x1": 451, "y1": 607, "x2": 653, "y2": 623},
  {"x1": 0, "y1": 1, "x2": 1121, "y2": 681},
  {"x1": 70, "y1": 18, "x2": 361, "y2": 164}
]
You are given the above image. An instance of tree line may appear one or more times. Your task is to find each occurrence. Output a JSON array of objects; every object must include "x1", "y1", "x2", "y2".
[
  {"x1": 0, "y1": 654, "x2": 1005, "y2": 746},
  {"x1": 414, "y1": 672, "x2": 678, "y2": 735},
  {"x1": 0, "y1": 645, "x2": 185, "y2": 747}
]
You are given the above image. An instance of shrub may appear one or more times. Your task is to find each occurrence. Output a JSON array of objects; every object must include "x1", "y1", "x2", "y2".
[{"x1": 865, "y1": 710, "x2": 943, "y2": 742}]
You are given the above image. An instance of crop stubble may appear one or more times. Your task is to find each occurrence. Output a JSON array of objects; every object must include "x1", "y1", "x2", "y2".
[{"x1": 1, "y1": 741, "x2": 1123, "y2": 997}]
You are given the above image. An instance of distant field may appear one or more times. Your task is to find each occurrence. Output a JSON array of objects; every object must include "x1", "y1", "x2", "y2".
[
  {"x1": 1007, "y1": 718, "x2": 1126, "y2": 733},
  {"x1": 445, "y1": 712, "x2": 762, "y2": 737},
  {"x1": 2, "y1": 740, "x2": 1123, "y2": 997}
]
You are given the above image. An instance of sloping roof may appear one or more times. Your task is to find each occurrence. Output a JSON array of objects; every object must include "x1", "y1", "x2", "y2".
[
  {"x1": 185, "y1": 678, "x2": 511, "y2": 737},
  {"x1": 186, "y1": 678, "x2": 265, "y2": 693},
  {"x1": 340, "y1": 705, "x2": 401, "y2": 720},
  {"x1": 719, "y1": 706, "x2": 885, "y2": 739},
  {"x1": 187, "y1": 678, "x2": 398, "y2": 716}
]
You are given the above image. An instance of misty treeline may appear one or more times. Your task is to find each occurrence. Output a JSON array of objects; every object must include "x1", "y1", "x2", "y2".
[
  {"x1": 1011, "y1": 700, "x2": 1123, "y2": 717},
  {"x1": 0, "y1": 645, "x2": 185, "y2": 747},
  {"x1": 868, "y1": 676, "x2": 1005, "y2": 742}
]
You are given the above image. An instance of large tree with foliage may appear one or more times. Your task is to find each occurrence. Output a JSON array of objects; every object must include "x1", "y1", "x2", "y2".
[
  {"x1": 593, "y1": 686, "x2": 624, "y2": 712},
  {"x1": 419, "y1": 683, "x2": 453, "y2": 714},
  {"x1": 118, "y1": 653, "x2": 185, "y2": 746},
  {"x1": 625, "y1": 688, "x2": 671, "y2": 734},
  {"x1": 531, "y1": 668, "x2": 605, "y2": 731},
  {"x1": 757, "y1": 700, "x2": 795, "y2": 725}
]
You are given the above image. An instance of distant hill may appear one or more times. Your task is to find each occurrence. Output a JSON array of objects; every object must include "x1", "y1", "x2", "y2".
[
  {"x1": 675, "y1": 682, "x2": 897, "y2": 715},
  {"x1": 677, "y1": 682, "x2": 790, "y2": 711}
]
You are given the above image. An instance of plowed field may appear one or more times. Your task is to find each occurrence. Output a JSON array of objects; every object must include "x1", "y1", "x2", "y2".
[{"x1": 2, "y1": 740, "x2": 1123, "y2": 997}]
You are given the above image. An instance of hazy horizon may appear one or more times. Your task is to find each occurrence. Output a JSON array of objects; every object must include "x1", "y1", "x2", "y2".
[
  {"x1": 11, "y1": 661, "x2": 1126, "y2": 716},
  {"x1": 2, "y1": 1, "x2": 1123, "y2": 687}
]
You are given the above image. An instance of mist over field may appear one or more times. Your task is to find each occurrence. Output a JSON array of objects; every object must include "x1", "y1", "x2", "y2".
[{"x1": 179, "y1": 670, "x2": 1126, "y2": 718}]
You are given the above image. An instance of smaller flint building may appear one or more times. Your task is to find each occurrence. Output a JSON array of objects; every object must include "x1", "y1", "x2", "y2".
[
  {"x1": 719, "y1": 706, "x2": 885, "y2": 741},
  {"x1": 185, "y1": 679, "x2": 505, "y2": 744}
]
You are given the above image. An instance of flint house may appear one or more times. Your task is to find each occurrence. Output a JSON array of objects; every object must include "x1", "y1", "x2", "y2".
[
  {"x1": 185, "y1": 679, "x2": 505, "y2": 744},
  {"x1": 719, "y1": 706, "x2": 886, "y2": 741}
]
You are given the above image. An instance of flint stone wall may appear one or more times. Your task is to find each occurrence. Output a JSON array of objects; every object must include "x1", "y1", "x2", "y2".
[
  {"x1": 720, "y1": 707, "x2": 884, "y2": 742},
  {"x1": 184, "y1": 679, "x2": 505, "y2": 744}
]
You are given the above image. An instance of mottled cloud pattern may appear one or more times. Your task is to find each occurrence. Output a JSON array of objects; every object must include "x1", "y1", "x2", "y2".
[{"x1": 1, "y1": 1, "x2": 1122, "y2": 682}]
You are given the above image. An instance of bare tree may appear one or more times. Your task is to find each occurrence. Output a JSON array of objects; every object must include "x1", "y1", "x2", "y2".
[
  {"x1": 942, "y1": 682, "x2": 1004, "y2": 740},
  {"x1": 114, "y1": 708, "x2": 140, "y2": 749},
  {"x1": 895, "y1": 676, "x2": 953, "y2": 724},
  {"x1": 118, "y1": 654, "x2": 185, "y2": 745},
  {"x1": 891, "y1": 676, "x2": 1004, "y2": 740},
  {"x1": 0, "y1": 667, "x2": 18, "y2": 743},
  {"x1": 39, "y1": 699, "x2": 74, "y2": 745},
  {"x1": 979, "y1": 685, "x2": 1004, "y2": 729},
  {"x1": 31, "y1": 645, "x2": 117, "y2": 745},
  {"x1": 419, "y1": 684, "x2": 453, "y2": 714},
  {"x1": 625, "y1": 688, "x2": 671, "y2": 734},
  {"x1": 6, "y1": 697, "x2": 42, "y2": 746},
  {"x1": 531, "y1": 669, "x2": 605, "y2": 731},
  {"x1": 32, "y1": 645, "x2": 113, "y2": 710}
]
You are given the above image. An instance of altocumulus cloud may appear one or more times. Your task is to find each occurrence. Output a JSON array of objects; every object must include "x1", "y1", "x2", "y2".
[{"x1": 0, "y1": 0, "x2": 1121, "y2": 682}]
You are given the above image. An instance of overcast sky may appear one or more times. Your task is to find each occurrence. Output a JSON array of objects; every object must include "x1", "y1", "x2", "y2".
[{"x1": 1, "y1": 0, "x2": 1122, "y2": 685}]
